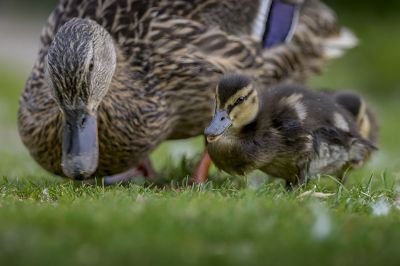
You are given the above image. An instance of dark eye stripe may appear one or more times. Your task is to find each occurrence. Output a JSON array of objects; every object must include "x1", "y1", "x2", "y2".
[
  {"x1": 236, "y1": 90, "x2": 254, "y2": 105},
  {"x1": 235, "y1": 96, "x2": 245, "y2": 105},
  {"x1": 227, "y1": 90, "x2": 255, "y2": 114}
]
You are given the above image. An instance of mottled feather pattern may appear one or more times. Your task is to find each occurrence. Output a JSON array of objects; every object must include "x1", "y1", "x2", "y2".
[{"x1": 19, "y1": 0, "x2": 349, "y2": 177}]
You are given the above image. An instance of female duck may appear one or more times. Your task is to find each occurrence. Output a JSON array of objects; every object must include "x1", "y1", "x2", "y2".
[
  {"x1": 18, "y1": 0, "x2": 355, "y2": 181},
  {"x1": 205, "y1": 74, "x2": 378, "y2": 186}
]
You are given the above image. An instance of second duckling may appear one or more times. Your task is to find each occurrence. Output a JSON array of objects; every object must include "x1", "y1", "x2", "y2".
[{"x1": 205, "y1": 74, "x2": 378, "y2": 186}]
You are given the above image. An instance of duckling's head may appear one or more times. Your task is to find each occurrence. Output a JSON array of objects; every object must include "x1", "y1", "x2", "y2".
[
  {"x1": 46, "y1": 18, "x2": 116, "y2": 180},
  {"x1": 205, "y1": 74, "x2": 260, "y2": 142}
]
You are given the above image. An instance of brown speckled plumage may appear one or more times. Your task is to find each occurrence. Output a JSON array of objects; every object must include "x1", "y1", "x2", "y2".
[{"x1": 18, "y1": 0, "x2": 353, "y2": 178}]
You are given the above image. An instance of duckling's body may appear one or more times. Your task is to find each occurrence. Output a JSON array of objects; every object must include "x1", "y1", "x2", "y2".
[
  {"x1": 19, "y1": 0, "x2": 355, "y2": 180},
  {"x1": 206, "y1": 74, "x2": 378, "y2": 184}
]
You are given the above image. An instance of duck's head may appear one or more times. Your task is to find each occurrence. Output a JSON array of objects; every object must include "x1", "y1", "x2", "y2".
[
  {"x1": 205, "y1": 74, "x2": 260, "y2": 143},
  {"x1": 46, "y1": 18, "x2": 116, "y2": 180}
]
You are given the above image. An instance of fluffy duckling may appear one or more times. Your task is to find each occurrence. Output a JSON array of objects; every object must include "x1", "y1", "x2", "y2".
[{"x1": 205, "y1": 74, "x2": 378, "y2": 186}]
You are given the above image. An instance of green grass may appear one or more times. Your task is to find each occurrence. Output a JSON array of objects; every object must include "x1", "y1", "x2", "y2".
[
  {"x1": 0, "y1": 177, "x2": 400, "y2": 266},
  {"x1": 1, "y1": 10, "x2": 400, "y2": 266}
]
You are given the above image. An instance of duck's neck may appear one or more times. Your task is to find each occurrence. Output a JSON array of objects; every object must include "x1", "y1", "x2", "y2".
[{"x1": 99, "y1": 49, "x2": 174, "y2": 147}]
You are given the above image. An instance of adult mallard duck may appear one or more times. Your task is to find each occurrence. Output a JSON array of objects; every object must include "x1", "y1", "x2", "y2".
[
  {"x1": 205, "y1": 74, "x2": 378, "y2": 187},
  {"x1": 18, "y1": 0, "x2": 356, "y2": 181}
]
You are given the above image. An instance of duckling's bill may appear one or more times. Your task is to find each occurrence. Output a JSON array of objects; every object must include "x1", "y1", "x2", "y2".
[{"x1": 205, "y1": 109, "x2": 232, "y2": 143}]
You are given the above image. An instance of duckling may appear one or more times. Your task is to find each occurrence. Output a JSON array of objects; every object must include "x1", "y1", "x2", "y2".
[
  {"x1": 205, "y1": 74, "x2": 378, "y2": 186},
  {"x1": 18, "y1": 0, "x2": 355, "y2": 182}
]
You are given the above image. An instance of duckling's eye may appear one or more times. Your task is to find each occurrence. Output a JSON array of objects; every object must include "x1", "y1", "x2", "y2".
[{"x1": 235, "y1": 96, "x2": 245, "y2": 105}]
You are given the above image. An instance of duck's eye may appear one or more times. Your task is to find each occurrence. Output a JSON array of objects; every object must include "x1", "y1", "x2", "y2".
[
  {"x1": 88, "y1": 62, "x2": 94, "y2": 72},
  {"x1": 235, "y1": 96, "x2": 245, "y2": 105}
]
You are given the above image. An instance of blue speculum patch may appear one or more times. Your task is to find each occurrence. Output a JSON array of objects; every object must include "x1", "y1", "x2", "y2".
[{"x1": 263, "y1": 0, "x2": 299, "y2": 48}]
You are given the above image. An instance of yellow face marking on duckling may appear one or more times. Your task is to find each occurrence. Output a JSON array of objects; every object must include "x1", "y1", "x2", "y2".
[
  {"x1": 207, "y1": 82, "x2": 257, "y2": 142},
  {"x1": 353, "y1": 98, "x2": 370, "y2": 139},
  {"x1": 356, "y1": 99, "x2": 367, "y2": 125},
  {"x1": 225, "y1": 86, "x2": 260, "y2": 129},
  {"x1": 359, "y1": 115, "x2": 371, "y2": 139},
  {"x1": 281, "y1": 93, "x2": 307, "y2": 121},
  {"x1": 333, "y1": 112, "x2": 350, "y2": 132}
]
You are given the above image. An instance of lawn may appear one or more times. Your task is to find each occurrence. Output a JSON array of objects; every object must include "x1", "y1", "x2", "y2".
[{"x1": 0, "y1": 7, "x2": 400, "y2": 266}]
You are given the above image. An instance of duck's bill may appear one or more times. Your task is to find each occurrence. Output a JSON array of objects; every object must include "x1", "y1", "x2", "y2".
[
  {"x1": 204, "y1": 109, "x2": 232, "y2": 143},
  {"x1": 61, "y1": 110, "x2": 99, "y2": 180}
]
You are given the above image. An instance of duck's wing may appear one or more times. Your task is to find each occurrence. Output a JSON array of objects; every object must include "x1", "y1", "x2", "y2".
[
  {"x1": 145, "y1": 14, "x2": 329, "y2": 90},
  {"x1": 156, "y1": 0, "x2": 303, "y2": 42},
  {"x1": 159, "y1": 0, "x2": 357, "y2": 56},
  {"x1": 159, "y1": 0, "x2": 357, "y2": 83}
]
